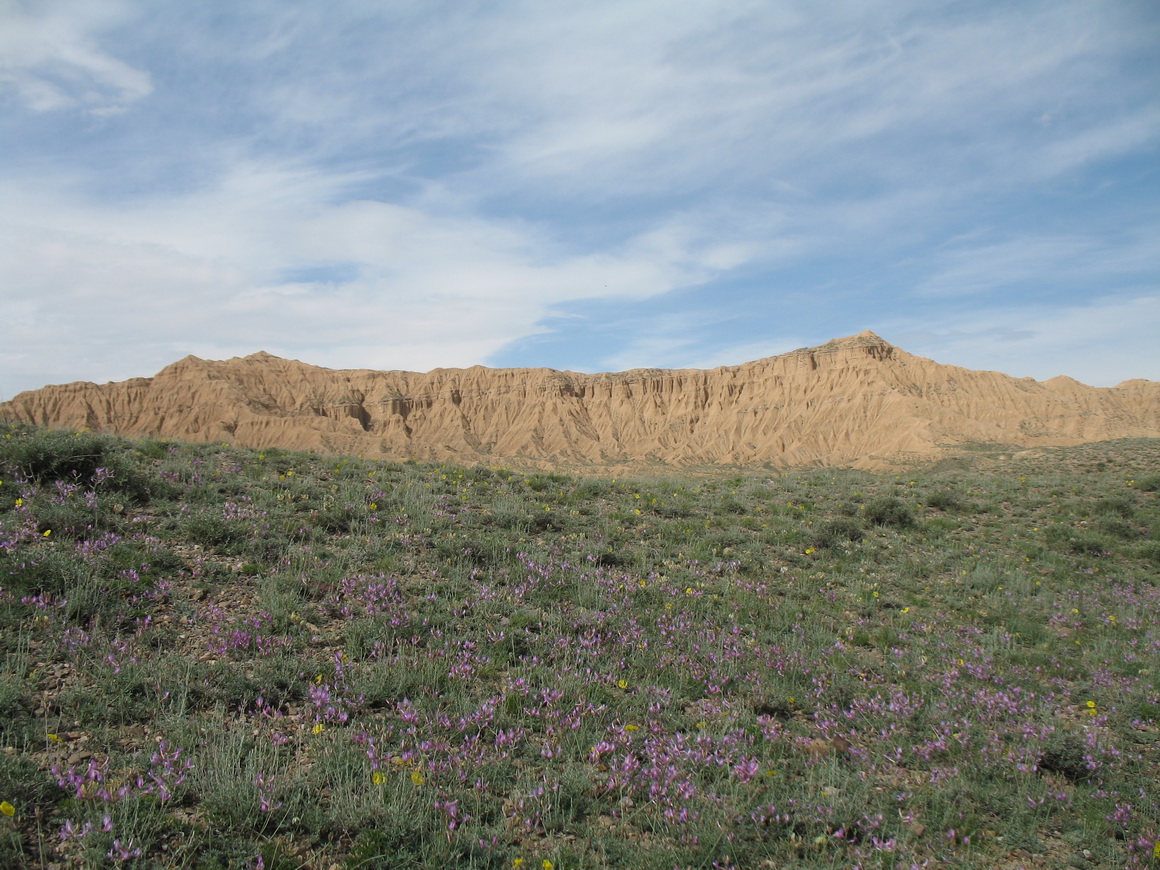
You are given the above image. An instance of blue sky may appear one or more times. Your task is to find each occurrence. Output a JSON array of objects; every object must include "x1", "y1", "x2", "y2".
[{"x1": 1, "y1": 0, "x2": 1158, "y2": 399}]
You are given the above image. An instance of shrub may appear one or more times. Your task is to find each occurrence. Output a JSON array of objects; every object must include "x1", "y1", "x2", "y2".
[
  {"x1": 924, "y1": 489, "x2": 963, "y2": 511},
  {"x1": 1038, "y1": 733, "x2": 1094, "y2": 782},
  {"x1": 1069, "y1": 532, "x2": 1113, "y2": 555},
  {"x1": 0, "y1": 426, "x2": 153, "y2": 503},
  {"x1": 813, "y1": 517, "x2": 864, "y2": 548},
  {"x1": 1094, "y1": 496, "x2": 1135, "y2": 518},
  {"x1": 863, "y1": 496, "x2": 916, "y2": 528}
]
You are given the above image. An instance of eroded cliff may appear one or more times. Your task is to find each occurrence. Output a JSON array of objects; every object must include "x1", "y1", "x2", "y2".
[{"x1": 3, "y1": 332, "x2": 1158, "y2": 469}]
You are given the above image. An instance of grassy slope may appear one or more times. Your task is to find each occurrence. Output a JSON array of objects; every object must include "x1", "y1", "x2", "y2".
[{"x1": 0, "y1": 423, "x2": 1158, "y2": 869}]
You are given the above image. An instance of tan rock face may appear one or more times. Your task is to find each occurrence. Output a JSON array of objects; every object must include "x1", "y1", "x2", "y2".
[{"x1": 2, "y1": 332, "x2": 1158, "y2": 470}]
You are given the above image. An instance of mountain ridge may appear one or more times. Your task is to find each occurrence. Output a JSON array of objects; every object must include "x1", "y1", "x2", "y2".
[{"x1": 3, "y1": 332, "x2": 1158, "y2": 470}]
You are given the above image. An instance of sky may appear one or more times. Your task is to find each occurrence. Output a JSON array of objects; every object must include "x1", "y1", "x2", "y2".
[{"x1": 1, "y1": 0, "x2": 1158, "y2": 400}]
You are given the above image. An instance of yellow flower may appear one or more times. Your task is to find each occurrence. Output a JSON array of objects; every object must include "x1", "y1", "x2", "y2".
[
  {"x1": 804, "y1": 547, "x2": 815, "y2": 555},
  {"x1": 312, "y1": 723, "x2": 325, "y2": 734},
  {"x1": 14, "y1": 498, "x2": 22, "y2": 507},
  {"x1": 902, "y1": 607, "x2": 910, "y2": 614},
  {"x1": 46, "y1": 733, "x2": 60, "y2": 743},
  {"x1": 543, "y1": 861, "x2": 553, "y2": 870},
  {"x1": 1152, "y1": 841, "x2": 1160, "y2": 859},
  {"x1": 410, "y1": 769, "x2": 425, "y2": 786},
  {"x1": 513, "y1": 861, "x2": 524, "y2": 869},
  {"x1": 42, "y1": 529, "x2": 51, "y2": 537},
  {"x1": 624, "y1": 724, "x2": 639, "y2": 732},
  {"x1": 617, "y1": 679, "x2": 628, "y2": 690},
  {"x1": 0, "y1": 801, "x2": 13, "y2": 817},
  {"x1": 372, "y1": 771, "x2": 386, "y2": 785}
]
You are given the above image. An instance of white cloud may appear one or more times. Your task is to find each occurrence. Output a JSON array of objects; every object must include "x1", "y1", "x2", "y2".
[
  {"x1": 0, "y1": 161, "x2": 737, "y2": 395},
  {"x1": 0, "y1": 0, "x2": 151, "y2": 113},
  {"x1": 889, "y1": 294, "x2": 1160, "y2": 387}
]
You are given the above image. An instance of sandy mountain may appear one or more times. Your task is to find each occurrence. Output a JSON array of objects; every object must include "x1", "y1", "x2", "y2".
[{"x1": 3, "y1": 332, "x2": 1158, "y2": 470}]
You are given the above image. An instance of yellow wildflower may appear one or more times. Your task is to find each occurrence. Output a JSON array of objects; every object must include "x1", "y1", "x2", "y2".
[
  {"x1": 372, "y1": 771, "x2": 386, "y2": 785},
  {"x1": 0, "y1": 801, "x2": 13, "y2": 817},
  {"x1": 410, "y1": 769, "x2": 425, "y2": 786}
]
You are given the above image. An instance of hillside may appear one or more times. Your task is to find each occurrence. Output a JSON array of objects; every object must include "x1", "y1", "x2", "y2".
[
  {"x1": 3, "y1": 331, "x2": 1158, "y2": 469},
  {"x1": 1, "y1": 426, "x2": 1158, "y2": 867}
]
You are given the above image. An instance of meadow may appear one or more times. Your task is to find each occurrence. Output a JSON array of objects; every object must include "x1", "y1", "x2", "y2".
[{"x1": 0, "y1": 422, "x2": 1157, "y2": 869}]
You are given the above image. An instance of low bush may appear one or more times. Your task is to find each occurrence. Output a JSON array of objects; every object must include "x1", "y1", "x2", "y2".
[{"x1": 863, "y1": 496, "x2": 916, "y2": 528}]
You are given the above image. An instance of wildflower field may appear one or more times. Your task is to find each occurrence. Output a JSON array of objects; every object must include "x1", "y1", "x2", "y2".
[{"x1": 0, "y1": 422, "x2": 1158, "y2": 869}]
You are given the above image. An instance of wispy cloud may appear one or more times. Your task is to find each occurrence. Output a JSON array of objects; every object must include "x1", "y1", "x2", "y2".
[
  {"x1": 0, "y1": 0, "x2": 151, "y2": 113},
  {"x1": 0, "y1": 0, "x2": 1157, "y2": 398},
  {"x1": 917, "y1": 227, "x2": 1160, "y2": 298}
]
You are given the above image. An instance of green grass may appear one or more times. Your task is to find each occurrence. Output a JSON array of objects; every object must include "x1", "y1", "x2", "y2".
[{"x1": 0, "y1": 422, "x2": 1158, "y2": 868}]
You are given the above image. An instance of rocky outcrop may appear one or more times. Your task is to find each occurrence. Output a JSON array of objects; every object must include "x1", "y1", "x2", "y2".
[{"x1": 2, "y1": 332, "x2": 1158, "y2": 469}]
